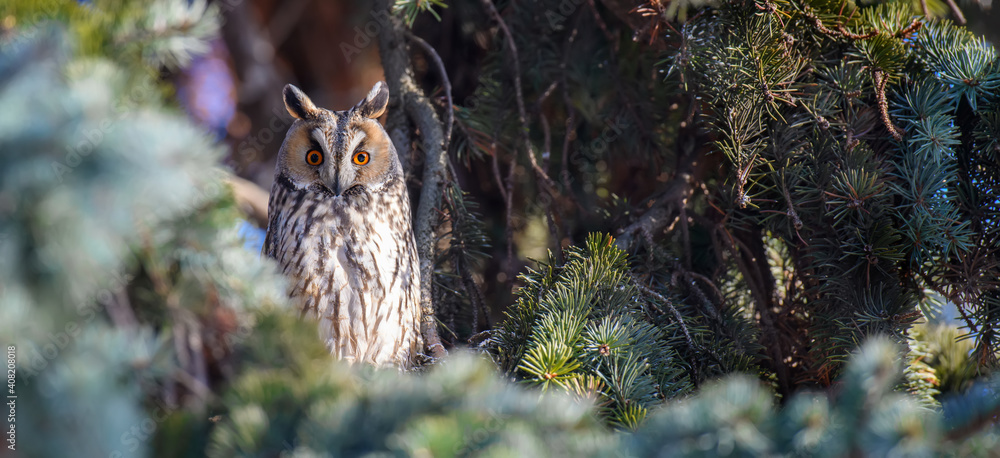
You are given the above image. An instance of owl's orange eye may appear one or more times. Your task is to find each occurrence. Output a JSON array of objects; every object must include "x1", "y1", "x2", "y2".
[
  {"x1": 306, "y1": 150, "x2": 323, "y2": 166},
  {"x1": 353, "y1": 151, "x2": 370, "y2": 165}
]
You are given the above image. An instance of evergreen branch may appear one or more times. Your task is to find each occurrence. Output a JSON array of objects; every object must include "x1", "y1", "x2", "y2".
[
  {"x1": 442, "y1": 175, "x2": 492, "y2": 333},
  {"x1": 718, "y1": 218, "x2": 795, "y2": 393},
  {"x1": 394, "y1": 0, "x2": 448, "y2": 27}
]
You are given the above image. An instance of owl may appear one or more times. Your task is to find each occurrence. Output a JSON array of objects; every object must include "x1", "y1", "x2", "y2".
[{"x1": 263, "y1": 82, "x2": 423, "y2": 369}]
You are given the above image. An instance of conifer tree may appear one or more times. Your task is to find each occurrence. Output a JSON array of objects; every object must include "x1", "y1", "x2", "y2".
[
  {"x1": 2, "y1": 0, "x2": 999, "y2": 457},
  {"x1": 429, "y1": 0, "x2": 1000, "y2": 397}
]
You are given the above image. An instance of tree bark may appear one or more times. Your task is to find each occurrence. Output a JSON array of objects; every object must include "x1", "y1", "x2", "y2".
[{"x1": 375, "y1": 0, "x2": 448, "y2": 360}]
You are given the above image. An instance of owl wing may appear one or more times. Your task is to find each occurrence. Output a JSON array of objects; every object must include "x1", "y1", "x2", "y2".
[
  {"x1": 262, "y1": 225, "x2": 274, "y2": 258},
  {"x1": 262, "y1": 185, "x2": 282, "y2": 259}
]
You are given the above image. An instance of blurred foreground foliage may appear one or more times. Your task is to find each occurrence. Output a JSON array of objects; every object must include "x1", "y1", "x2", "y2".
[{"x1": 0, "y1": 0, "x2": 998, "y2": 457}]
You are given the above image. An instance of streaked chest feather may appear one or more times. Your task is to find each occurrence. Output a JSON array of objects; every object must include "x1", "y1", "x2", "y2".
[{"x1": 264, "y1": 179, "x2": 422, "y2": 367}]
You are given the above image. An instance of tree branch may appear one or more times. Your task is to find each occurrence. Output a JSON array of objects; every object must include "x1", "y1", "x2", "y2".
[
  {"x1": 615, "y1": 170, "x2": 693, "y2": 249},
  {"x1": 943, "y1": 0, "x2": 967, "y2": 25},
  {"x1": 405, "y1": 30, "x2": 454, "y2": 152},
  {"x1": 615, "y1": 120, "x2": 700, "y2": 249},
  {"x1": 375, "y1": 0, "x2": 447, "y2": 360},
  {"x1": 480, "y1": 0, "x2": 561, "y2": 196}
]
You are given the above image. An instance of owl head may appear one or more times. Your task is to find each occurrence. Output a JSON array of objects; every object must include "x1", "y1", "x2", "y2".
[{"x1": 275, "y1": 82, "x2": 400, "y2": 197}]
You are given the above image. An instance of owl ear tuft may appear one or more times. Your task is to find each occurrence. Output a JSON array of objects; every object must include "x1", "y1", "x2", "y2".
[
  {"x1": 354, "y1": 81, "x2": 389, "y2": 119},
  {"x1": 283, "y1": 84, "x2": 319, "y2": 120}
]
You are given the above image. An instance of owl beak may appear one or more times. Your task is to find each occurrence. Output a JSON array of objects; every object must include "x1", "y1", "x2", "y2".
[
  {"x1": 320, "y1": 171, "x2": 342, "y2": 196},
  {"x1": 325, "y1": 168, "x2": 355, "y2": 196}
]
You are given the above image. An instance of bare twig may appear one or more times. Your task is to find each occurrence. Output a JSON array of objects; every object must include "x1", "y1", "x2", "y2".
[
  {"x1": 873, "y1": 68, "x2": 903, "y2": 141},
  {"x1": 187, "y1": 318, "x2": 209, "y2": 407},
  {"x1": 803, "y1": 6, "x2": 876, "y2": 40},
  {"x1": 560, "y1": 85, "x2": 577, "y2": 193},
  {"x1": 482, "y1": 0, "x2": 571, "y2": 270},
  {"x1": 632, "y1": 275, "x2": 701, "y2": 387},
  {"x1": 587, "y1": 0, "x2": 616, "y2": 48},
  {"x1": 895, "y1": 19, "x2": 922, "y2": 38},
  {"x1": 485, "y1": 122, "x2": 517, "y2": 283},
  {"x1": 718, "y1": 221, "x2": 795, "y2": 394},
  {"x1": 537, "y1": 81, "x2": 559, "y2": 171},
  {"x1": 685, "y1": 271, "x2": 724, "y2": 321},
  {"x1": 943, "y1": 0, "x2": 967, "y2": 25},
  {"x1": 171, "y1": 317, "x2": 206, "y2": 409},
  {"x1": 505, "y1": 153, "x2": 517, "y2": 281},
  {"x1": 560, "y1": 13, "x2": 582, "y2": 195},
  {"x1": 616, "y1": 120, "x2": 701, "y2": 250},
  {"x1": 679, "y1": 205, "x2": 692, "y2": 270},
  {"x1": 558, "y1": 10, "x2": 585, "y2": 249},
  {"x1": 480, "y1": 0, "x2": 561, "y2": 195},
  {"x1": 405, "y1": 30, "x2": 454, "y2": 152},
  {"x1": 916, "y1": 269, "x2": 980, "y2": 334},
  {"x1": 537, "y1": 81, "x2": 563, "y2": 252},
  {"x1": 490, "y1": 143, "x2": 510, "y2": 210}
]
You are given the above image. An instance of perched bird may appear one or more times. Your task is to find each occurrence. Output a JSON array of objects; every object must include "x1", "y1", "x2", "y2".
[{"x1": 263, "y1": 82, "x2": 423, "y2": 368}]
